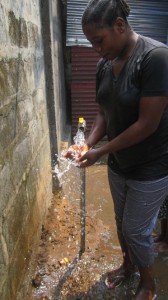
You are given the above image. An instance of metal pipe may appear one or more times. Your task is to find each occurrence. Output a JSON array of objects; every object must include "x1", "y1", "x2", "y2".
[
  {"x1": 75, "y1": 117, "x2": 86, "y2": 257},
  {"x1": 80, "y1": 168, "x2": 86, "y2": 255}
]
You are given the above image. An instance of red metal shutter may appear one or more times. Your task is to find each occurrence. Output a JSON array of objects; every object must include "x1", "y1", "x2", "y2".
[{"x1": 71, "y1": 46, "x2": 100, "y2": 138}]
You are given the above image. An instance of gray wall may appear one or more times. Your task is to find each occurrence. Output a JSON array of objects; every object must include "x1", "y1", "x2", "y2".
[
  {"x1": 51, "y1": 0, "x2": 72, "y2": 151},
  {"x1": 0, "y1": 0, "x2": 67, "y2": 299}
]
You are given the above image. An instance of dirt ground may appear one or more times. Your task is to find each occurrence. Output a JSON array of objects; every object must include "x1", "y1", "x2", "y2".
[{"x1": 30, "y1": 191, "x2": 138, "y2": 300}]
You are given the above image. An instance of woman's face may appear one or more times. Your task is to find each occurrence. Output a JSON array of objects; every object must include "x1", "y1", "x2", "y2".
[{"x1": 83, "y1": 20, "x2": 126, "y2": 60}]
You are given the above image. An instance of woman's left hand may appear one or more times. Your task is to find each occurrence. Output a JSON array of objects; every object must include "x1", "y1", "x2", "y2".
[{"x1": 78, "y1": 148, "x2": 101, "y2": 167}]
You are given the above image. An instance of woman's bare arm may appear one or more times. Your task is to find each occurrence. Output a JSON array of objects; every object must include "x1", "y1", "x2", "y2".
[{"x1": 85, "y1": 105, "x2": 107, "y2": 148}]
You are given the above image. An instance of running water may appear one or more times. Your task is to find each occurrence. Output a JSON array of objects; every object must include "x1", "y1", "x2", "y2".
[
  {"x1": 53, "y1": 129, "x2": 86, "y2": 200},
  {"x1": 73, "y1": 128, "x2": 85, "y2": 146},
  {"x1": 52, "y1": 129, "x2": 86, "y2": 263}
]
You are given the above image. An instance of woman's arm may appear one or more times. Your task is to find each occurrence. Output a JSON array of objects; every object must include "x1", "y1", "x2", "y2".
[{"x1": 85, "y1": 105, "x2": 107, "y2": 148}]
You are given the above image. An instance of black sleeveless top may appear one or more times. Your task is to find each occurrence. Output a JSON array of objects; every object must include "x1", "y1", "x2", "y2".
[{"x1": 96, "y1": 35, "x2": 168, "y2": 180}]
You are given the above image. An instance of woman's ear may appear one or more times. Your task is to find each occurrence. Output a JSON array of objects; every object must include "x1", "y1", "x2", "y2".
[{"x1": 114, "y1": 17, "x2": 126, "y2": 33}]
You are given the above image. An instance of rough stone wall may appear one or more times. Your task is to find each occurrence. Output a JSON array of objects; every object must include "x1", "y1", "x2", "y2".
[{"x1": 0, "y1": 0, "x2": 59, "y2": 299}]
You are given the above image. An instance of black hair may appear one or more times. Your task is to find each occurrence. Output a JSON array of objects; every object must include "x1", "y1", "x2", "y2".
[{"x1": 82, "y1": 0, "x2": 130, "y2": 28}]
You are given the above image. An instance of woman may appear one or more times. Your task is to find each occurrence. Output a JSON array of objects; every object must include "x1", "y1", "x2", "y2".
[{"x1": 66, "y1": 0, "x2": 168, "y2": 299}]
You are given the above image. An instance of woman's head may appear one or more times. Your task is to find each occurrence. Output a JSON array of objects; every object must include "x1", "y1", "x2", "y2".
[
  {"x1": 82, "y1": 0, "x2": 130, "y2": 29},
  {"x1": 82, "y1": 0, "x2": 132, "y2": 60}
]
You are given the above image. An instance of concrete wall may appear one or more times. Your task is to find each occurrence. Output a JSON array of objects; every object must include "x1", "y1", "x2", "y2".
[
  {"x1": 0, "y1": 0, "x2": 67, "y2": 299},
  {"x1": 50, "y1": 0, "x2": 72, "y2": 152}
]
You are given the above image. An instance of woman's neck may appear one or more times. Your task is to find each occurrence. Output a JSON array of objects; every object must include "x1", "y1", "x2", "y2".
[{"x1": 113, "y1": 31, "x2": 138, "y2": 63}]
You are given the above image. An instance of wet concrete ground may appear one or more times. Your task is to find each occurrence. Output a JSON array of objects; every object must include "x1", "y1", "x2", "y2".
[{"x1": 31, "y1": 165, "x2": 168, "y2": 300}]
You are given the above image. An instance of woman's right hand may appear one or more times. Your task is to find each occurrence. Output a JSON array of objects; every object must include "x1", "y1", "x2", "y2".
[{"x1": 78, "y1": 148, "x2": 101, "y2": 167}]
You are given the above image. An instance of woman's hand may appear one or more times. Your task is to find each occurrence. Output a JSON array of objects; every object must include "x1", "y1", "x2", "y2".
[
  {"x1": 78, "y1": 148, "x2": 101, "y2": 167},
  {"x1": 64, "y1": 144, "x2": 89, "y2": 161}
]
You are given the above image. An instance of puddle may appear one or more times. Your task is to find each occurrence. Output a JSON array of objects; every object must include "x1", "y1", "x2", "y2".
[{"x1": 30, "y1": 165, "x2": 168, "y2": 300}]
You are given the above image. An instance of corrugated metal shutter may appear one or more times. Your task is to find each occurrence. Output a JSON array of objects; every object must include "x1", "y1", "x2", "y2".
[
  {"x1": 71, "y1": 47, "x2": 99, "y2": 136},
  {"x1": 67, "y1": 0, "x2": 168, "y2": 46},
  {"x1": 128, "y1": 1, "x2": 168, "y2": 43}
]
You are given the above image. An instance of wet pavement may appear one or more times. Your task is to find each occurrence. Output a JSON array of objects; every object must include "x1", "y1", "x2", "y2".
[{"x1": 31, "y1": 165, "x2": 168, "y2": 300}]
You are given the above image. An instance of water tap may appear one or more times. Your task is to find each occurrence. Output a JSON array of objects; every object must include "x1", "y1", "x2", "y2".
[
  {"x1": 73, "y1": 117, "x2": 86, "y2": 145},
  {"x1": 78, "y1": 117, "x2": 86, "y2": 132}
]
